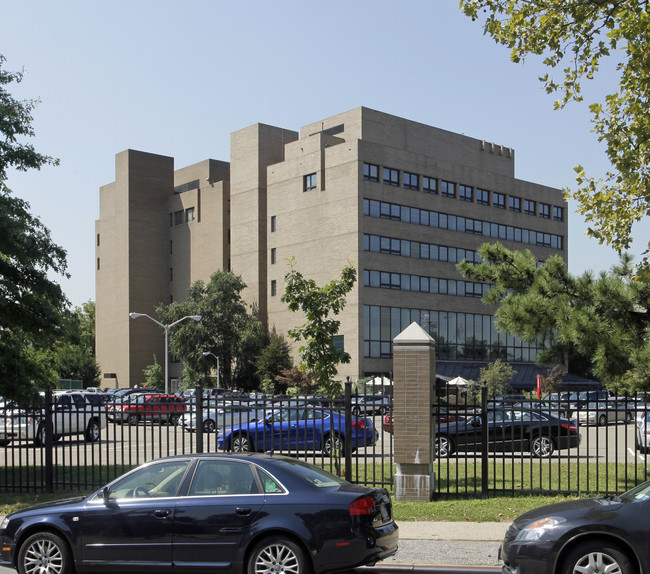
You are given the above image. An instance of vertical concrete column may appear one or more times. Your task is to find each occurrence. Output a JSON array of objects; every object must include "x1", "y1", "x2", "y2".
[{"x1": 393, "y1": 322, "x2": 436, "y2": 501}]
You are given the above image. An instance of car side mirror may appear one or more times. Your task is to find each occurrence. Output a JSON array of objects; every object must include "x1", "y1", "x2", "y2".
[{"x1": 102, "y1": 486, "x2": 111, "y2": 505}]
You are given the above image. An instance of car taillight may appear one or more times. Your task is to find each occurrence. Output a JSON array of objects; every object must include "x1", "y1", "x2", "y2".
[
  {"x1": 561, "y1": 422, "x2": 578, "y2": 432},
  {"x1": 351, "y1": 419, "x2": 366, "y2": 429},
  {"x1": 349, "y1": 495, "x2": 376, "y2": 516}
]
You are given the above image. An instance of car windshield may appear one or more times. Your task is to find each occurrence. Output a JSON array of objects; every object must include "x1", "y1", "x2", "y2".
[{"x1": 619, "y1": 480, "x2": 650, "y2": 503}]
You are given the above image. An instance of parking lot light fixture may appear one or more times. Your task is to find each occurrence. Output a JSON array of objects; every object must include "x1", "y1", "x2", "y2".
[
  {"x1": 202, "y1": 351, "x2": 220, "y2": 388},
  {"x1": 129, "y1": 313, "x2": 202, "y2": 394}
]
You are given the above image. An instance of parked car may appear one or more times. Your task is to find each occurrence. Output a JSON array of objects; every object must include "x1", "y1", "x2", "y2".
[
  {"x1": 636, "y1": 410, "x2": 650, "y2": 452},
  {"x1": 217, "y1": 406, "x2": 377, "y2": 455},
  {"x1": 575, "y1": 400, "x2": 634, "y2": 426},
  {"x1": 435, "y1": 409, "x2": 581, "y2": 458},
  {"x1": 179, "y1": 402, "x2": 266, "y2": 433},
  {"x1": 382, "y1": 407, "x2": 463, "y2": 434},
  {"x1": 351, "y1": 395, "x2": 391, "y2": 415},
  {"x1": 513, "y1": 400, "x2": 575, "y2": 420},
  {"x1": 0, "y1": 453, "x2": 399, "y2": 574},
  {"x1": 107, "y1": 393, "x2": 186, "y2": 425},
  {"x1": 500, "y1": 479, "x2": 650, "y2": 574},
  {"x1": 0, "y1": 391, "x2": 106, "y2": 446}
]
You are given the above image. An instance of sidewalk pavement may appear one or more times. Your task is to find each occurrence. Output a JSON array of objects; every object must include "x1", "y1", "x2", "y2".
[{"x1": 380, "y1": 521, "x2": 507, "y2": 570}]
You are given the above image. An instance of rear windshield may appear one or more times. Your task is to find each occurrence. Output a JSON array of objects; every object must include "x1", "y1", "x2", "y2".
[{"x1": 276, "y1": 459, "x2": 347, "y2": 488}]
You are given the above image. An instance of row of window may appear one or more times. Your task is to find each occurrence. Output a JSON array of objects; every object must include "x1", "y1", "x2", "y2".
[
  {"x1": 364, "y1": 233, "x2": 481, "y2": 263},
  {"x1": 364, "y1": 198, "x2": 564, "y2": 250},
  {"x1": 364, "y1": 305, "x2": 542, "y2": 362},
  {"x1": 170, "y1": 207, "x2": 195, "y2": 226},
  {"x1": 363, "y1": 162, "x2": 565, "y2": 221},
  {"x1": 364, "y1": 269, "x2": 489, "y2": 298}
]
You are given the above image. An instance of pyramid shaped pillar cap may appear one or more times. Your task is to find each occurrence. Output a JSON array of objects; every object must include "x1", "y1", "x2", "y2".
[{"x1": 393, "y1": 322, "x2": 435, "y2": 346}]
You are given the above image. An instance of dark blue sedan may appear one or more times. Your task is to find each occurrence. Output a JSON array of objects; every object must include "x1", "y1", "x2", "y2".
[
  {"x1": 0, "y1": 453, "x2": 398, "y2": 574},
  {"x1": 217, "y1": 406, "x2": 378, "y2": 455}
]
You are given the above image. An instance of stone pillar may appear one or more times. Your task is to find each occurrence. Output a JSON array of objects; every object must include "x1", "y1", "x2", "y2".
[{"x1": 392, "y1": 322, "x2": 436, "y2": 501}]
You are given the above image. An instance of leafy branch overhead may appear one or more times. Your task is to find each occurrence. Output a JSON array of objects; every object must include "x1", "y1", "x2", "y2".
[
  {"x1": 281, "y1": 258, "x2": 357, "y2": 396},
  {"x1": 460, "y1": 1, "x2": 650, "y2": 277}
]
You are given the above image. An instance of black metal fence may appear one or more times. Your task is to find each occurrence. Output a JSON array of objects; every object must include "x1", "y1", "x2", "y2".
[
  {"x1": 0, "y1": 383, "x2": 392, "y2": 494},
  {"x1": 2, "y1": 383, "x2": 649, "y2": 498}
]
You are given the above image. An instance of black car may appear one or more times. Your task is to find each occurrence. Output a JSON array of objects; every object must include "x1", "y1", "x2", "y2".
[
  {"x1": 0, "y1": 453, "x2": 398, "y2": 574},
  {"x1": 500, "y1": 480, "x2": 650, "y2": 574},
  {"x1": 435, "y1": 409, "x2": 581, "y2": 458}
]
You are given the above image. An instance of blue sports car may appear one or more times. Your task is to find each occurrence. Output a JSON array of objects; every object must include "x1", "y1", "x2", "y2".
[{"x1": 217, "y1": 406, "x2": 378, "y2": 455}]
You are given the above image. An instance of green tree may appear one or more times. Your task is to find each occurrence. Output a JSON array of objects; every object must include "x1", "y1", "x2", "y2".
[
  {"x1": 53, "y1": 302, "x2": 100, "y2": 388},
  {"x1": 142, "y1": 356, "x2": 164, "y2": 389},
  {"x1": 281, "y1": 258, "x2": 357, "y2": 397},
  {"x1": 480, "y1": 358, "x2": 516, "y2": 397},
  {"x1": 0, "y1": 55, "x2": 68, "y2": 400},
  {"x1": 460, "y1": 1, "x2": 650, "y2": 277},
  {"x1": 256, "y1": 330, "x2": 293, "y2": 391},
  {"x1": 458, "y1": 242, "x2": 650, "y2": 391},
  {"x1": 156, "y1": 270, "x2": 264, "y2": 389}
]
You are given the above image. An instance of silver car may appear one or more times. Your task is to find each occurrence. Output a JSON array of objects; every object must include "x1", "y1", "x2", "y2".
[
  {"x1": 179, "y1": 403, "x2": 265, "y2": 433},
  {"x1": 576, "y1": 400, "x2": 633, "y2": 426},
  {"x1": 636, "y1": 410, "x2": 650, "y2": 452}
]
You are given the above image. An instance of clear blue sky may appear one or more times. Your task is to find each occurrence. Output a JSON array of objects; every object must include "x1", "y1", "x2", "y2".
[{"x1": 2, "y1": 1, "x2": 644, "y2": 308}]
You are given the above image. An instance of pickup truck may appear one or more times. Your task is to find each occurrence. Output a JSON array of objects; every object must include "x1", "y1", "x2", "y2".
[{"x1": 0, "y1": 391, "x2": 107, "y2": 446}]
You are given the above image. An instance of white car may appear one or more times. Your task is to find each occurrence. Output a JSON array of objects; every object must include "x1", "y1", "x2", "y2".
[{"x1": 636, "y1": 410, "x2": 650, "y2": 453}]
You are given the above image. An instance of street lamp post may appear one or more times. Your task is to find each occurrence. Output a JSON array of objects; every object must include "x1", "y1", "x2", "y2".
[
  {"x1": 129, "y1": 312, "x2": 202, "y2": 394},
  {"x1": 202, "y1": 351, "x2": 220, "y2": 388}
]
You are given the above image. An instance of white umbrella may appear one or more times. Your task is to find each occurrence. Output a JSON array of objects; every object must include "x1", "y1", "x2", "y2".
[{"x1": 448, "y1": 376, "x2": 470, "y2": 386}]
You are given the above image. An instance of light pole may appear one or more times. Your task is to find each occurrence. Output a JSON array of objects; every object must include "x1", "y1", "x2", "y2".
[
  {"x1": 202, "y1": 351, "x2": 220, "y2": 388},
  {"x1": 129, "y1": 312, "x2": 202, "y2": 394}
]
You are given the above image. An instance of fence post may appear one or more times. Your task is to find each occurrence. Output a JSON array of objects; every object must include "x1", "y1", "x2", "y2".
[
  {"x1": 392, "y1": 322, "x2": 436, "y2": 501},
  {"x1": 44, "y1": 388, "x2": 53, "y2": 493},
  {"x1": 344, "y1": 378, "x2": 352, "y2": 482},
  {"x1": 481, "y1": 386, "x2": 488, "y2": 498},
  {"x1": 196, "y1": 382, "x2": 204, "y2": 454}
]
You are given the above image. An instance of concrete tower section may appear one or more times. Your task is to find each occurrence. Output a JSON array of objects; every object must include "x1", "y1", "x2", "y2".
[{"x1": 96, "y1": 150, "x2": 230, "y2": 388}]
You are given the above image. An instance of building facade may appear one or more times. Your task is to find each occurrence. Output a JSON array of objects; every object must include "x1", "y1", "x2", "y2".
[{"x1": 95, "y1": 107, "x2": 567, "y2": 389}]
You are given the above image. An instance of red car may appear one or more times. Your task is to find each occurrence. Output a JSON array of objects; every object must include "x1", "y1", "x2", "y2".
[{"x1": 107, "y1": 393, "x2": 186, "y2": 425}]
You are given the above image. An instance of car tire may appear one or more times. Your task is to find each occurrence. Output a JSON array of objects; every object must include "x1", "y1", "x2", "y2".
[
  {"x1": 323, "y1": 434, "x2": 344, "y2": 456},
  {"x1": 168, "y1": 414, "x2": 180, "y2": 426},
  {"x1": 561, "y1": 540, "x2": 633, "y2": 574},
  {"x1": 435, "y1": 435, "x2": 454, "y2": 457},
  {"x1": 84, "y1": 419, "x2": 101, "y2": 442},
  {"x1": 379, "y1": 406, "x2": 387, "y2": 416},
  {"x1": 531, "y1": 435, "x2": 555, "y2": 458},
  {"x1": 247, "y1": 536, "x2": 311, "y2": 574},
  {"x1": 231, "y1": 433, "x2": 252, "y2": 452},
  {"x1": 127, "y1": 414, "x2": 139, "y2": 426},
  {"x1": 598, "y1": 414, "x2": 608, "y2": 426},
  {"x1": 625, "y1": 411, "x2": 633, "y2": 424},
  {"x1": 34, "y1": 425, "x2": 47, "y2": 447},
  {"x1": 0, "y1": 439, "x2": 11, "y2": 447},
  {"x1": 352, "y1": 406, "x2": 360, "y2": 416},
  {"x1": 203, "y1": 419, "x2": 216, "y2": 433},
  {"x1": 18, "y1": 531, "x2": 73, "y2": 574}
]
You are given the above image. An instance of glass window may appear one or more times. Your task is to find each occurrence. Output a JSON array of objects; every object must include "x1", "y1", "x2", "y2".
[
  {"x1": 540, "y1": 203, "x2": 551, "y2": 218},
  {"x1": 553, "y1": 206, "x2": 564, "y2": 221},
  {"x1": 509, "y1": 196, "x2": 521, "y2": 212},
  {"x1": 493, "y1": 192, "x2": 506, "y2": 209},
  {"x1": 363, "y1": 162, "x2": 379, "y2": 182},
  {"x1": 423, "y1": 176, "x2": 437, "y2": 193},
  {"x1": 404, "y1": 172, "x2": 419, "y2": 190},
  {"x1": 441, "y1": 181, "x2": 456, "y2": 198},
  {"x1": 476, "y1": 188, "x2": 489, "y2": 205},
  {"x1": 107, "y1": 460, "x2": 191, "y2": 500},
  {"x1": 270, "y1": 215, "x2": 276, "y2": 232},
  {"x1": 271, "y1": 248, "x2": 276, "y2": 264},
  {"x1": 304, "y1": 173, "x2": 317, "y2": 191},
  {"x1": 383, "y1": 167, "x2": 399, "y2": 186},
  {"x1": 271, "y1": 280, "x2": 277, "y2": 297},
  {"x1": 189, "y1": 460, "x2": 260, "y2": 496},
  {"x1": 459, "y1": 184, "x2": 473, "y2": 202},
  {"x1": 174, "y1": 210, "x2": 184, "y2": 225},
  {"x1": 524, "y1": 200, "x2": 536, "y2": 215},
  {"x1": 185, "y1": 207, "x2": 195, "y2": 222}
]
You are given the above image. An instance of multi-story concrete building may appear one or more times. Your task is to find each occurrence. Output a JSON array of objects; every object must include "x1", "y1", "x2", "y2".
[{"x1": 95, "y1": 107, "x2": 567, "y2": 390}]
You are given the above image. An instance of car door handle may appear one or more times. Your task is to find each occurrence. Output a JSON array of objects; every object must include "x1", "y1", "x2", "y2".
[
  {"x1": 236, "y1": 507, "x2": 252, "y2": 516},
  {"x1": 154, "y1": 509, "x2": 170, "y2": 518}
]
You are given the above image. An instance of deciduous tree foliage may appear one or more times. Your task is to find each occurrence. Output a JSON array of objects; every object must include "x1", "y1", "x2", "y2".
[
  {"x1": 0, "y1": 55, "x2": 68, "y2": 399},
  {"x1": 156, "y1": 270, "x2": 265, "y2": 390},
  {"x1": 458, "y1": 243, "x2": 650, "y2": 391},
  {"x1": 460, "y1": 1, "x2": 650, "y2": 276},
  {"x1": 281, "y1": 258, "x2": 356, "y2": 397}
]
